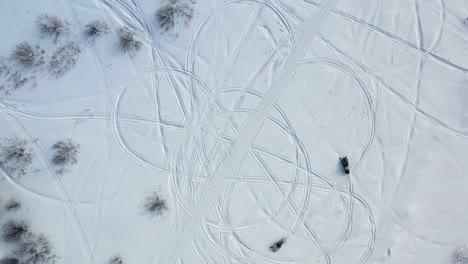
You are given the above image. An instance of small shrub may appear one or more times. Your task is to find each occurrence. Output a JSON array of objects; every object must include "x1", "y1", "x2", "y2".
[
  {"x1": 143, "y1": 190, "x2": 168, "y2": 217},
  {"x1": 15, "y1": 233, "x2": 57, "y2": 264},
  {"x1": 454, "y1": 244, "x2": 468, "y2": 263},
  {"x1": 51, "y1": 139, "x2": 80, "y2": 175},
  {"x1": 11, "y1": 43, "x2": 45, "y2": 69},
  {"x1": 2, "y1": 219, "x2": 30, "y2": 243},
  {"x1": 108, "y1": 255, "x2": 124, "y2": 264},
  {"x1": 0, "y1": 138, "x2": 34, "y2": 177},
  {"x1": 118, "y1": 27, "x2": 142, "y2": 53},
  {"x1": 156, "y1": 5, "x2": 177, "y2": 32},
  {"x1": 49, "y1": 42, "x2": 81, "y2": 77},
  {"x1": 5, "y1": 199, "x2": 21, "y2": 211},
  {"x1": 36, "y1": 14, "x2": 70, "y2": 42},
  {"x1": 0, "y1": 258, "x2": 19, "y2": 264},
  {"x1": 156, "y1": 0, "x2": 195, "y2": 32},
  {"x1": 85, "y1": 20, "x2": 110, "y2": 39}
]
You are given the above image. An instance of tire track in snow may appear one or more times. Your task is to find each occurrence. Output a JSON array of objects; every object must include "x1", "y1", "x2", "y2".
[
  {"x1": 100, "y1": 0, "x2": 183, "y2": 169},
  {"x1": 268, "y1": 2, "x2": 377, "y2": 261},
  {"x1": 0, "y1": 99, "x2": 183, "y2": 130},
  {"x1": 157, "y1": 1, "x2": 336, "y2": 263},
  {"x1": 0, "y1": 109, "x2": 96, "y2": 264},
  {"x1": 0, "y1": 164, "x2": 109, "y2": 206},
  {"x1": 378, "y1": 0, "x2": 447, "y2": 231},
  {"x1": 172, "y1": 81, "x2": 366, "y2": 262},
  {"x1": 317, "y1": 35, "x2": 468, "y2": 139},
  {"x1": 271, "y1": 1, "x2": 375, "y2": 172},
  {"x1": 185, "y1": 3, "x2": 265, "y2": 188},
  {"x1": 302, "y1": 0, "x2": 468, "y2": 74}
]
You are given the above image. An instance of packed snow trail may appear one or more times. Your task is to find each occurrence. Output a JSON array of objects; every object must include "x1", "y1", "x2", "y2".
[{"x1": 157, "y1": 0, "x2": 336, "y2": 263}]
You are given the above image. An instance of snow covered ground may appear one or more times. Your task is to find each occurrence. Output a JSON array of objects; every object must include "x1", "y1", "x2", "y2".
[{"x1": 0, "y1": 0, "x2": 468, "y2": 263}]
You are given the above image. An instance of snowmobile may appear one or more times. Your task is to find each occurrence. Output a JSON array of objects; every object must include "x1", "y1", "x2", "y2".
[
  {"x1": 270, "y1": 238, "x2": 286, "y2": 252},
  {"x1": 339, "y1": 156, "x2": 350, "y2": 174}
]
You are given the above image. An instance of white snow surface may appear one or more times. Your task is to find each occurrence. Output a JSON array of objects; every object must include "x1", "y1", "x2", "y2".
[{"x1": 0, "y1": 0, "x2": 468, "y2": 263}]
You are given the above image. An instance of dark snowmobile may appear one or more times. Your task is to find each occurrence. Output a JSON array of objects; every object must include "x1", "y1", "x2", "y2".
[
  {"x1": 270, "y1": 238, "x2": 286, "y2": 252},
  {"x1": 339, "y1": 156, "x2": 350, "y2": 174}
]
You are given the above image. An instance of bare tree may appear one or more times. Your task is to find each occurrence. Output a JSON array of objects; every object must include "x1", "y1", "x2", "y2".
[
  {"x1": 36, "y1": 14, "x2": 70, "y2": 42},
  {"x1": 0, "y1": 138, "x2": 34, "y2": 177},
  {"x1": 156, "y1": 5, "x2": 177, "y2": 32},
  {"x1": 15, "y1": 233, "x2": 57, "y2": 264},
  {"x1": 143, "y1": 190, "x2": 168, "y2": 217},
  {"x1": 2, "y1": 219, "x2": 30, "y2": 243},
  {"x1": 453, "y1": 244, "x2": 468, "y2": 263},
  {"x1": 0, "y1": 258, "x2": 19, "y2": 264},
  {"x1": 85, "y1": 20, "x2": 111, "y2": 39},
  {"x1": 118, "y1": 27, "x2": 142, "y2": 53},
  {"x1": 156, "y1": 0, "x2": 195, "y2": 32},
  {"x1": 48, "y1": 42, "x2": 81, "y2": 78},
  {"x1": 4, "y1": 199, "x2": 21, "y2": 211},
  {"x1": 51, "y1": 139, "x2": 80, "y2": 175},
  {"x1": 11, "y1": 43, "x2": 46, "y2": 69}
]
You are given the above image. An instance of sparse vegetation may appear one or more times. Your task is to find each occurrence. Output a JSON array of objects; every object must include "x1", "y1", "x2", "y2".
[
  {"x1": 118, "y1": 27, "x2": 142, "y2": 53},
  {"x1": 0, "y1": 138, "x2": 34, "y2": 177},
  {"x1": 108, "y1": 255, "x2": 124, "y2": 264},
  {"x1": 36, "y1": 14, "x2": 70, "y2": 42},
  {"x1": 2, "y1": 220, "x2": 30, "y2": 243},
  {"x1": 156, "y1": 0, "x2": 195, "y2": 32},
  {"x1": 453, "y1": 244, "x2": 468, "y2": 263},
  {"x1": 15, "y1": 233, "x2": 57, "y2": 264},
  {"x1": 85, "y1": 20, "x2": 111, "y2": 39},
  {"x1": 0, "y1": 258, "x2": 19, "y2": 264},
  {"x1": 143, "y1": 190, "x2": 168, "y2": 217},
  {"x1": 51, "y1": 139, "x2": 80, "y2": 174},
  {"x1": 4, "y1": 199, "x2": 21, "y2": 211},
  {"x1": 11, "y1": 43, "x2": 46, "y2": 69},
  {"x1": 0, "y1": 58, "x2": 38, "y2": 94},
  {"x1": 49, "y1": 42, "x2": 81, "y2": 78}
]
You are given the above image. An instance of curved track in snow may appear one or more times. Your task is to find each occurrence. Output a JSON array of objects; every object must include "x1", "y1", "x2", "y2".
[{"x1": 8, "y1": 0, "x2": 467, "y2": 262}]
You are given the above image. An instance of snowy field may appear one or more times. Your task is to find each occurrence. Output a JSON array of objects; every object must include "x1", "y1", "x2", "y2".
[{"x1": 0, "y1": 0, "x2": 468, "y2": 263}]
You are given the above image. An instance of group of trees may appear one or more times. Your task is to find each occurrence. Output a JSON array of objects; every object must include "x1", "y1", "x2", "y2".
[
  {"x1": 0, "y1": 197, "x2": 127, "y2": 264},
  {"x1": 0, "y1": 0, "x2": 198, "y2": 94},
  {"x1": 0, "y1": 15, "x2": 138, "y2": 95},
  {"x1": 0, "y1": 197, "x2": 57, "y2": 264},
  {"x1": 0, "y1": 1, "x2": 187, "y2": 262},
  {"x1": 0, "y1": 137, "x2": 80, "y2": 177}
]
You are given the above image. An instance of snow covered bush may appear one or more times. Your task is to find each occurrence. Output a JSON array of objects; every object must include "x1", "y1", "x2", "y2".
[
  {"x1": 36, "y1": 14, "x2": 70, "y2": 42},
  {"x1": 15, "y1": 233, "x2": 57, "y2": 264},
  {"x1": 4, "y1": 199, "x2": 21, "y2": 211},
  {"x1": 1, "y1": 220, "x2": 30, "y2": 243},
  {"x1": 453, "y1": 244, "x2": 468, "y2": 263},
  {"x1": 85, "y1": 20, "x2": 111, "y2": 39},
  {"x1": 143, "y1": 190, "x2": 168, "y2": 217},
  {"x1": 0, "y1": 138, "x2": 34, "y2": 177},
  {"x1": 0, "y1": 258, "x2": 19, "y2": 264},
  {"x1": 51, "y1": 139, "x2": 80, "y2": 174},
  {"x1": 108, "y1": 255, "x2": 125, "y2": 264},
  {"x1": 118, "y1": 27, "x2": 142, "y2": 53},
  {"x1": 156, "y1": 0, "x2": 195, "y2": 32},
  {"x1": 48, "y1": 42, "x2": 81, "y2": 77},
  {"x1": 11, "y1": 43, "x2": 45, "y2": 69}
]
